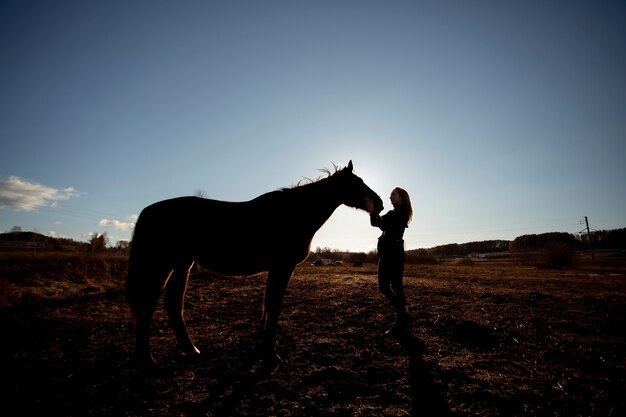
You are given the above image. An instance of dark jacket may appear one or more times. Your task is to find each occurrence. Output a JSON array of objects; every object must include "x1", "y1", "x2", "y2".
[{"x1": 370, "y1": 206, "x2": 409, "y2": 256}]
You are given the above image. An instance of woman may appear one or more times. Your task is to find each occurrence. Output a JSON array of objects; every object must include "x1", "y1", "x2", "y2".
[{"x1": 366, "y1": 187, "x2": 413, "y2": 334}]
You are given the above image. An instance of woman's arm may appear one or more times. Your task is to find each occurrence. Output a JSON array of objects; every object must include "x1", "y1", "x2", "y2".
[
  {"x1": 366, "y1": 197, "x2": 384, "y2": 229},
  {"x1": 370, "y1": 212, "x2": 384, "y2": 229}
]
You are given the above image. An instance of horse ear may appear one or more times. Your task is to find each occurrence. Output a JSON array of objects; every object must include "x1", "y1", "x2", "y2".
[{"x1": 347, "y1": 160, "x2": 353, "y2": 172}]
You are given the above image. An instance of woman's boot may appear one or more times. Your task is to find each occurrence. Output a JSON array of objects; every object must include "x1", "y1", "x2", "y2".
[{"x1": 384, "y1": 309, "x2": 413, "y2": 335}]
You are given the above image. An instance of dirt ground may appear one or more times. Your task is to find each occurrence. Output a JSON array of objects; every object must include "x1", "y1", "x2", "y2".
[{"x1": 1, "y1": 254, "x2": 625, "y2": 416}]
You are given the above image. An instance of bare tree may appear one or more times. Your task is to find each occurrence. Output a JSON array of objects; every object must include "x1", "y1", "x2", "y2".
[{"x1": 90, "y1": 232, "x2": 108, "y2": 253}]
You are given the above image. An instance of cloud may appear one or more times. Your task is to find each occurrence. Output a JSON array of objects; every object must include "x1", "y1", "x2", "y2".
[
  {"x1": 47, "y1": 231, "x2": 69, "y2": 239},
  {"x1": 0, "y1": 176, "x2": 80, "y2": 211},
  {"x1": 99, "y1": 215, "x2": 137, "y2": 232}
]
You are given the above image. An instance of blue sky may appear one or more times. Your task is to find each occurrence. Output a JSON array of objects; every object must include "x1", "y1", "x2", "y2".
[{"x1": 1, "y1": 1, "x2": 625, "y2": 252}]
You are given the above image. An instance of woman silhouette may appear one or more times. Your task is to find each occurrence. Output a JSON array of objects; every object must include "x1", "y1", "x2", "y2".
[{"x1": 366, "y1": 187, "x2": 413, "y2": 334}]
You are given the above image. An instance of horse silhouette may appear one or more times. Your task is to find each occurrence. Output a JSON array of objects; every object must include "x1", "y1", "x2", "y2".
[{"x1": 127, "y1": 161, "x2": 383, "y2": 366}]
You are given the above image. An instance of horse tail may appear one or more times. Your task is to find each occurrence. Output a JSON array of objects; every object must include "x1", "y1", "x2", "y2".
[
  {"x1": 126, "y1": 211, "x2": 147, "y2": 330},
  {"x1": 126, "y1": 207, "x2": 163, "y2": 329}
]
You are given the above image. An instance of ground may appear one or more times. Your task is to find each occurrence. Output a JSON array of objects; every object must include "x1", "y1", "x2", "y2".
[{"x1": 1, "y1": 253, "x2": 625, "y2": 416}]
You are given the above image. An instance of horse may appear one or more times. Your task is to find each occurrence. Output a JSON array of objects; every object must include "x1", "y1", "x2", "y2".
[{"x1": 126, "y1": 161, "x2": 383, "y2": 366}]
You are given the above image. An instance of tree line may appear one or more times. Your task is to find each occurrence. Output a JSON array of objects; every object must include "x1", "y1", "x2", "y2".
[
  {"x1": 0, "y1": 231, "x2": 129, "y2": 253},
  {"x1": 3, "y1": 227, "x2": 625, "y2": 260}
]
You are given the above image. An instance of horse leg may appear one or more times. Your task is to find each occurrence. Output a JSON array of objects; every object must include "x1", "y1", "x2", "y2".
[
  {"x1": 131, "y1": 273, "x2": 164, "y2": 366},
  {"x1": 164, "y1": 263, "x2": 200, "y2": 356},
  {"x1": 135, "y1": 300, "x2": 158, "y2": 365},
  {"x1": 259, "y1": 265, "x2": 294, "y2": 364}
]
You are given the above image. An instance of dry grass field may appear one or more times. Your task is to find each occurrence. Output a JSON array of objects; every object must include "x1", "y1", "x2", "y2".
[{"x1": 1, "y1": 252, "x2": 625, "y2": 416}]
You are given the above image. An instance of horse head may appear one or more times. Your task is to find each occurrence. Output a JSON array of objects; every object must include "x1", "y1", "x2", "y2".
[{"x1": 334, "y1": 160, "x2": 384, "y2": 214}]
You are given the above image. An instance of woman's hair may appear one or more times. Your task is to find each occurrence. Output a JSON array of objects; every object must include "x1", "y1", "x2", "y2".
[{"x1": 394, "y1": 187, "x2": 413, "y2": 224}]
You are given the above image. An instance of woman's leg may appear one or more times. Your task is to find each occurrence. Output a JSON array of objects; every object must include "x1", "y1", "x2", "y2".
[
  {"x1": 378, "y1": 255, "x2": 410, "y2": 333},
  {"x1": 389, "y1": 258, "x2": 406, "y2": 311},
  {"x1": 378, "y1": 256, "x2": 397, "y2": 305}
]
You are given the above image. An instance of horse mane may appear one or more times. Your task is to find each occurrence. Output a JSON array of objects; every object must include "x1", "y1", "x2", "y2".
[{"x1": 280, "y1": 163, "x2": 345, "y2": 191}]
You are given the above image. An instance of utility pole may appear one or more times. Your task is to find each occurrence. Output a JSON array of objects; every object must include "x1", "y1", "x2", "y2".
[{"x1": 585, "y1": 216, "x2": 594, "y2": 260}]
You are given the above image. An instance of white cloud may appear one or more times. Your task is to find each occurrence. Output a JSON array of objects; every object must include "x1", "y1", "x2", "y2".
[
  {"x1": 47, "y1": 231, "x2": 69, "y2": 239},
  {"x1": 0, "y1": 176, "x2": 80, "y2": 211},
  {"x1": 99, "y1": 215, "x2": 137, "y2": 232}
]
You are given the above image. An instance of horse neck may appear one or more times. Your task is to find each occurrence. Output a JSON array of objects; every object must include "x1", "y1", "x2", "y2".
[{"x1": 291, "y1": 177, "x2": 343, "y2": 232}]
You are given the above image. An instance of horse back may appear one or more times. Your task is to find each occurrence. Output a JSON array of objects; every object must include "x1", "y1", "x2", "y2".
[{"x1": 129, "y1": 195, "x2": 311, "y2": 275}]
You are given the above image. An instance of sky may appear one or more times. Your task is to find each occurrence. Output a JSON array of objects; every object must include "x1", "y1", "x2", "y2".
[{"x1": 1, "y1": 0, "x2": 625, "y2": 253}]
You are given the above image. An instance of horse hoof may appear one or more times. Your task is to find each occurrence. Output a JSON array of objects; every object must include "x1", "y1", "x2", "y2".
[
  {"x1": 254, "y1": 347, "x2": 278, "y2": 367},
  {"x1": 135, "y1": 350, "x2": 159, "y2": 364},
  {"x1": 260, "y1": 357, "x2": 280, "y2": 372},
  {"x1": 177, "y1": 344, "x2": 201, "y2": 356},
  {"x1": 135, "y1": 354, "x2": 161, "y2": 373},
  {"x1": 259, "y1": 351, "x2": 282, "y2": 371}
]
